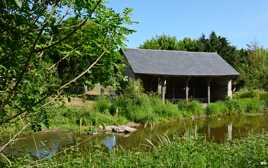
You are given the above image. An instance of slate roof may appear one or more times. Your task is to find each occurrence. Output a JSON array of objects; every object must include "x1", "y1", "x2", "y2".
[{"x1": 122, "y1": 48, "x2": 239, "y2": 76}]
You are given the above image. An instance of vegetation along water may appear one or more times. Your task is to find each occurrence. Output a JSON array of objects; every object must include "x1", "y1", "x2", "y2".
[{"x1": 1, "y1": 0, "x2": 268, "y2": 167}]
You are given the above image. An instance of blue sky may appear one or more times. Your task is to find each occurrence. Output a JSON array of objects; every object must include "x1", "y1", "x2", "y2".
[{"x1": 107, "y1": 0, "x2": 268, "y2": 49}]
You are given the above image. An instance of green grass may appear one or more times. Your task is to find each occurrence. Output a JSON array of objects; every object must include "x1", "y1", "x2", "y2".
[
  {"x1": 7, "y1": 135, "x2": 268, "y2": 168},
  {"x1": 207, "y1": 101, "x2": 227, "y2": 115},
  {"x1": 177, "y1": 100, "x2": 205, "y2": 116},
  {"x1": 47, "y1": 86, "x2": 268, "y2": 130},
  {"x1": 207, "y1": 93, "x2": 267, "y2": 116},
  {"x1": 95, "y1": 94, "x2": 206, "y2": 124},
  {"x1": 49, "y1": 93, "x2": 267, "y2": 130},
  {"x1": 48, "y1": 105, "x2": 128, "y2": 131},
  {"x1": 233, "y1": 89, "x2": 268, "y2": 99}
]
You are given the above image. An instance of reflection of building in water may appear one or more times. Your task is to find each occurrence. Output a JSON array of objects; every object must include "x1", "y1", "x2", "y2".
[
  {"x1": 227, "y1": 123, "x2": 232, "y2": 141},
  {"x1": 194, "y1": 124, "x2": 198, "y2": 138},
  {"x1": 102, "y1": 134, "x2": 117, "y2": 150},
  {"x1": 205, "y1": 123, "x2": 233, "y2": 142}
]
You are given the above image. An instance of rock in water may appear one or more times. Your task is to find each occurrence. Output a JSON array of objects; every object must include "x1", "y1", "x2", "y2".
[{"x1": 104, "y1": 125, "x2": 137, "y2": 134}]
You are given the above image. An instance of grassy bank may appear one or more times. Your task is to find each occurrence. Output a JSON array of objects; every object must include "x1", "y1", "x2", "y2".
[
  {"x1": 7, "y1": 135, "x2": 268, "y2": 168},
  {"x1": 207, "y1": 89, "x2": 268, "y2": 116},
  {"x1": 46, "y1": 89, "x2": 268, "y2": 131}
]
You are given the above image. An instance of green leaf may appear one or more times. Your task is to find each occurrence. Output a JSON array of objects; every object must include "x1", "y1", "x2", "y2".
[{"x1": 14, "y1": 0, "x2": 22, "y2": 8}]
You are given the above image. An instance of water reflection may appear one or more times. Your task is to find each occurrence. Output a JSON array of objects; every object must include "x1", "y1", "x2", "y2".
[
  {"x1": 2, "y1": 114, "x2": 268, "y2": 158},
  {"x1": 31, "y1": 142, "x2": 59, "y2": 159},
  {"x1": 102, "y1": 134, "x2": 116, "y2": 150}
]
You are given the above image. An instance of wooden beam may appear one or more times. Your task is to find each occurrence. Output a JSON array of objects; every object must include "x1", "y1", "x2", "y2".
[
  {"x1": 172, "y1": 87, "x2": 175, "y2": 101},
  {"x1": 83, "y1": 84, "x2": 88, "y2": 93},
  {"x1": 157, "y1": 78, "x2": 162, "y2": 95}
]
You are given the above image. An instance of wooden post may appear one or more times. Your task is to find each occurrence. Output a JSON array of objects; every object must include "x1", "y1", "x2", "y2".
[
  {"x1": 227, "y1": 80, "x2": 232, "y2": 99},
  {"x1": 207, "y1": 79, "x2": 211, "y2": 104},
  {"x1": 162, "y1": 79, "x2": 166, "y2": 103},
  {"x1": 84, "y1": 84, "x2": 88, "y2": 94},
  {"x1": 157, "y1": 78, "x2": 162, "y2": 95},
  {"x1": 185, "y1": 78, "x2": 190, "y2": 102},
  {"x1": 100, "y1": 86, "x2": 104, "y2": 96},
  {"x1": 172, "y1": 87, "x2": 175, "y2": 101}
]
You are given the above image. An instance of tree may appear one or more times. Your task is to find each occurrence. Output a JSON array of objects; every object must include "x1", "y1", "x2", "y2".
[
  {"x1": 140, "y1": 32, "x2": 239, "y2": 64},
  {"x1": 140, "y1": 34, "x2": 178, "y2": 50},
  {"x1": 0, "y1": 0, "x2": 134, "y2": 129},
  {"x1": 140, "y1": 33, "x2": 268, "y2": 91},
  {"x1": 237, "y1": 46, "x2": 268, "y2": 90},
  {"x1": 50, "y1": 8, "x2": 134, "y2": 91},
  {"x1": 198, "y1": 32, "x2": 239, "y2": 66}
]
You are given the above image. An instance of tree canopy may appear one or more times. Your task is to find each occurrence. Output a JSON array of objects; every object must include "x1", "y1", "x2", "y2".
[
  {"x1": 140, "y1": 32, "x2": 268, "y2": 91},
  {"x1": 0, "y1": 0, "x2": 134, "y2": 129}
]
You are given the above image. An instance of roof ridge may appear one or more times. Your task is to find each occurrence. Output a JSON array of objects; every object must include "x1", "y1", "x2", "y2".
[{"x1": 126, "y1": 48, "x2": 217, "y2": 54}]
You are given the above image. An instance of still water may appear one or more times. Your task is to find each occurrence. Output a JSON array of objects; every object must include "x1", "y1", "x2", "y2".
[{"x1": 2, "y1": 114, "x2": 268, "y2": 159}]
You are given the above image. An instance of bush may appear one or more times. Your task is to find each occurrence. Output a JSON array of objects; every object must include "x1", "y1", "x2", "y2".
[
  {"x1": 48, "y1": 106, "x2": 128, "y2": 128},
  {"x1": 123, "y1": 95, "x2": 156, "y2": 123},
  {"x1": 207, "y1": 101, "x2": 227, "y2": 115},
  {"x1": 150, "y1": 96, "x2": 181, "y2": 118},
  {"x1": 207, "y1": 98, "x2": 266, "y2": 116},
  {"x1": 225, "y1": 99, "x2": 245, "y2": 114},
  {"x1": 234, "y1": 89, "x2": 268, "y2": 100},
  {"x1": 82, "y1": 112, "x2": 127, "y2": 126},
  {"x1": 96, "y1": 97, "x2": 111, "y2": 113},
  {"x1": 225, "y1": 98, "x2": 265, "y2": 114},
  {"x1": 98, "y1": 80, "x2": 185, "y2": 123},
  {"x1": 177, "y1": 100, "x2": 204, "y2": 116},
  {"x1": 123, "y1": 79, "x2": 144, "y2": 97},
  {"x1": 243, "y1": 98, "x2": 265, "y2": 113}
]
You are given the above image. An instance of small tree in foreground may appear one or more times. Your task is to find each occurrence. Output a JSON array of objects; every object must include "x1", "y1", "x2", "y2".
[{"x1": 0, "y1": 0, "x2": 134, "y2": 130}]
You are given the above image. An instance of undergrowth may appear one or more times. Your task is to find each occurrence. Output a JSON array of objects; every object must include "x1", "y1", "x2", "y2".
[{"x1": 7, "y1": 135, "x2": 268, "y2": 168}]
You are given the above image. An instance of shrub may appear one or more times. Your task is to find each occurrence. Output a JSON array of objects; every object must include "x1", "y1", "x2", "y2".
[
  {"x1": 121, "y1": 95, "x2": 157, "y2": 123},
  {"x1": 123, "y1": 79, "x2": 144, "y2": 97},
  {"x1": 243, "y1": 98, "x2": 265, "y2": 113},
  {"x1": 150, "y1": 96, "x2": 181, "y2": 118},
  {"x1": 225, "y1": 98, "x2": 265, "y2": 114},
  {"x1": 234, "y1": 89, "x2": 268, "y2": 100},
  {"x1": 49, "y1": 105, "x2": 128, "y2": 128},
  {"x1": 225, "y1": 99, "x2": 245, "y2": 114},
  {"x1": 104, "y1": 92, "x2": 183, "y2": 123},
  {"x1": 96, "y1": 97, "x2": 111, "y2": 113},
  {"x1": 177, "y1": 100, "x2": 204, "y2": 116},
  {"x1": 207, "y1": 101, "x2": 227, "y2": 115},
  {"x1": 83, "y1": 112, "x2": 127, "y2": 126}
]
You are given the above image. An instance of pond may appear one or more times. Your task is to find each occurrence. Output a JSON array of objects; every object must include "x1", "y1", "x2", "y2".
[{"x1": 2, "y1": 114, "x2": 268, "y2": 159}]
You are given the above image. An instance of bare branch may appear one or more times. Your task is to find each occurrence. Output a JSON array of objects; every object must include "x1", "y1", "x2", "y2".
[
  {"x1": 59, "y1": 50, "x2": 106, "y2": 90},
  {"x1": 48, "y1": 46, "x2": 79, "y2": 71}
]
